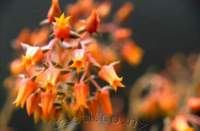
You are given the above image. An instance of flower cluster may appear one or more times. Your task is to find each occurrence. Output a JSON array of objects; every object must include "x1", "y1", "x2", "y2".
[
  {"x1": 130, "y1": 54, "x2": 200, "y2": 131},
  {"x1": 9, "y1": 0, "x2": 140, "y2": 123}
]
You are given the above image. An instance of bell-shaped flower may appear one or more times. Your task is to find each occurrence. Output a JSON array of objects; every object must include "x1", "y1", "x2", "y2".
[
  {"x1": 14, "y1": 79, "x2": 37, "y2": 108},
  {"x1": 73, "y1": 81, "x2": 89, "y2": 109},
  {"x1": 26, "y1": 93, "x2": 40, "y2": 116},
  {"x1": 98, "y1": 62, "x2": 124, "y2": 90},
  {"x1": 97, "y1": 88, "x2": 112, "y2": 116},
  {"x1": 41, "y1": 91, "x2": 56, "y2": 120},
  {"x1": 21, "y1": 44, "x2": 44, "y2": 68},
  {"x1": 70, "y1": 48, "x2": 86, "y2": 73}
]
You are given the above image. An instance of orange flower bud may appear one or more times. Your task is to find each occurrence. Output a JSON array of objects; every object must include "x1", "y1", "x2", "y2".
[
  {"x1": 115, "y1": 2, "x2": 133, "y2": 22},
  {"x1": 113, "y1": 28, "x2": 132, "y2": 41},
  {"x1": 14, "y1": 79, "x2": 37, "y2": 108},
  {"x1": 47, "y1": 0, "x2": 61, "y2": 23},
  {"x1": 54, "y1": 13, "x2": 71, "y2": 40},
  {"x1": 98, "y1": 63, "x2": 124, "y2": 90},
  {"x1": 85, "y1": 10, "x2": 100, "y2": 33},
  {"x1": 73, "y1": 81, "x2": 89, "y2": 109},
  {"x1": 70, "y1": 48, "x2": 86, "y2": 73},
  {"x1": 26, "y1": 93, "x2": 40, "y2": 116},
  {"x1": 122, "y1": 42, "x2": 143, "y2": 65},
  {"x1": 97, "y1": 89, "x2": 112, "y2": 116},
  {"x1": 41, "y1": 91, "x2": 56, "y2": 120}
]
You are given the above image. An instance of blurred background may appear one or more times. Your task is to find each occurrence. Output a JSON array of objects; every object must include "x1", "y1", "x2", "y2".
[{"x1": 0, "y1": 0, "x2": 200, "y2": 130}]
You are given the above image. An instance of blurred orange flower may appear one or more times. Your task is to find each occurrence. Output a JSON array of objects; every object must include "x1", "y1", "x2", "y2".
[
  {"x1": 47, "y1": 0, "x2": 61, "y2": 23},
  {"x1": 122, "y1": 41, "x2": 143, "y2": 65}
]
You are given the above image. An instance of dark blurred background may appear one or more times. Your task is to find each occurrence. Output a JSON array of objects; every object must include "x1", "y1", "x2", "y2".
[{"x1": 0, "y1": 0, "x2": 200, "y2": 130}]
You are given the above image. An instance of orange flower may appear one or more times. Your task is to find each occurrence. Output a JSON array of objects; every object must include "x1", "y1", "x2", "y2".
[
  {"x1": 36, "y1": 66, "x2": 60, "y2": 87},
  {"x1": 88, "y1": 43, "x2": 117, "y2": 65},
  {"x1": 54, "y1": 13, "x2": 71, "y2": 40},
  {"x1": 187, "y1": 97, "x2": 200, "y2": 113},
  {"x1": 97, "y1": 2, "x2": 111, "y2": 18},
  {"x1": 66, "y1": 4, "x2": 81, "y2": 24},
  {"x1": 29, "y1": 27, "x2": 49, "y2": 45},
  {"x1": 10, "y1": 59, "x2": 24, "y2": 75},
  {"x1": 85, "y1": 10, "x2": 100, "y2": 33},
  {"x1": 70, "y1": 48, "x2": 86, "y2": 73},
  {"x1": 14, "y1": 28, "x2": 31, "y2": 49},
  {"x1": 113, "y1": 28, "x2": 132, "y2": 41},
  {"x1": 122, "y1": 41, "x2": 143, "y2": 65},
  {"x1": 73, "y1": 81, "x2": 89, "y2": 109},
  {"x1": 41, "y1": 91, "x2": 56, "y2": 120},
  {"x1": 26, "y1": 93, "x2": 40, "y2": 116},
  {"x1": 22, "y1": 44, "x2": 44, "y2": 68},
  {"x1": 88, "y1": 97, "x2": 99, "y2": 118},
  {"x1": 171, "y1": 115, "x2": 194, "y2": 131},
  {"x1": 97, "y1": 89, "x2": 112, "y2": 116},
  {"x1": 47, "y1": 0, "x2": 61, "y2": 23},
  {"x1": 14, "y1": 79, "x2": 37, "y2": 108},
  {"x1": 79, "y1": 0, "x2": 94, "y2": 14},
  {"x1": 98, "y1": 62, "x2": 124, "y2": 90},
  {"x1": 115, "y1": 2, "x2": 133, "y2": 22},
  {"x1": 140, "y1": 95, "x2": 159, "y2": 118},
  {"x1": 33, "y1": 106, "x2": 42, "y2": 123}
]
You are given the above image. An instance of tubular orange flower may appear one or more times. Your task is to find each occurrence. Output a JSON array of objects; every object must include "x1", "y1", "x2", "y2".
[
  {"x1": 26, "y1": 93, "x2": 40, "y2": 116},
  {"x1": 14, "y1": 79, "x2": 37, "y2": 108},
  {"x1": 73, "y1": 81, "x2": 89, "y2": 109},
  {"x1": 98, "y1": 62, "x2": 124, "y2": 91},
  {"x1": 88, "y1": 97, "x2": 99, "y2": 118},
  {"x1": 47, "y1": 0, "x2": 61, "y2": 23},
  {"x1": 122, "y1": 41, "x2": 143, "y2": 65},
  {"x1": 70, "y1": 48, "x2": 86, "y2": 73},
  {"x1": 41, "y1": 91, "x2": 56, "y2": 120},
  {"x1": 85, "y1": 10, "x2": 100, "y2": 33},
  {"x1": 97, "y1": 88, "x2": 112, "y2": 116},
  {"x1": 53, "y1": 13, "x2": 71, "y2": 40}
]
